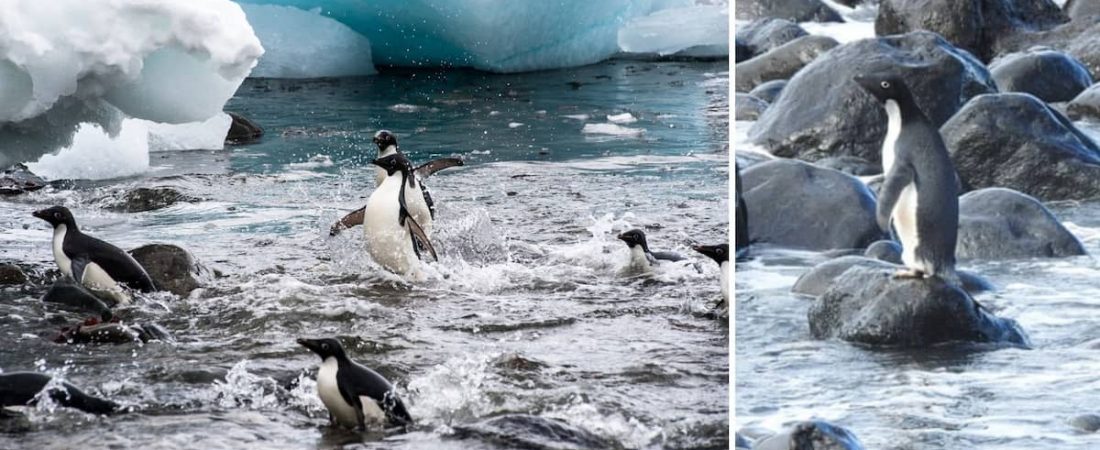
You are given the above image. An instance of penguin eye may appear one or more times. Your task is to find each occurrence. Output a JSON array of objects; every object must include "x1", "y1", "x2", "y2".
[
  {"x1": 880, "y1": 81, "x2": 890, "y2": 89},
  {"x1": 717, "y1": 248, "x2": 724, "y2": 255},
  {"x1": 321, "y1": 343, "x2": 329, "y2": 350},
  {"x1": 53, "y1": 212, "x2": 62, "y2": 219}
]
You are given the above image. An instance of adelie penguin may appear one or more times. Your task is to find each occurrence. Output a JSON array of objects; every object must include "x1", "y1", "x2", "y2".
[
  {"x1": 854, "y1": 73, "x2": 958, "y2": 280},
  {"x1": 330, "y1": 130, "x2": 463, "y2": 236},
  {"x1": 297, "y1": 338, "x2": 413, "y2": 430},
  {"x1": 363, "y1": 153, "x2": 438, "y2": 278},
  {"x1": 0, "y1": 372, "x2": 120, "y2": 415},
  {"x1": 617, "y1": 229, "x2": 688, "y2": 274},
  {"x1": 693, "y1": 244, "x2": 729, "y2": 318},
  {"x1": 33, "y1": 206, "x2": 157, "y2": 305}
]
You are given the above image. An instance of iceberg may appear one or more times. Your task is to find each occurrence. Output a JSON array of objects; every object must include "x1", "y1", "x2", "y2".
[
  {"x1": 618, "y1": 4, "x2": 730, "y2": 57},
  {"x1": 240, "y1": 4, "x2": 376, "y2": 78},
  {"x1": 0, "y1": 0, "x2": 262, "y2": 168}
]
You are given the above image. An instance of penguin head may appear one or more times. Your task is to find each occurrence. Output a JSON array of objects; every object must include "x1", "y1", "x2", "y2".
[
  {"x1": 32, "y1": 206, "x2": 76, "y2": 229},
  {"x1": 617, "y1": 229, "x2": 650, "y2": 252},
  {"x1": 692, "y1": 244, "x2": 729, "y2": 264},
  {"x1": 297, "y1": 337, "x2": 347, "y2": 361},
  {"x1": 853, "y1": 74, "x2": 912, "y2": 104},
  {"x1": 373, "y1": 130, "x2": 398, "y2": 154},
  {"x1": 371, "y1": 153, "x2": 412, "y2": 176}
]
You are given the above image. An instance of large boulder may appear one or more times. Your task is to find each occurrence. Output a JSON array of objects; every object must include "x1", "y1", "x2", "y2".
[
  {"x1": 742, "y1": 160, "x2": 884, "y2": 251},
  {"x1": 1065, "y1": 0, "x2": 1100, "y2": 21},
  {"x1": 989, "y1": 49, "x2": 1093, "y2": 102},
  {"x1": 875, "y1": 0, "x2": 1067, "y2": 62},
  {"x1": 734, "y1": 18, "x2": 808, "y2": 59},
  {"x1": 792, "y1": 255, "x2": 994, "y2": 297},
  {"x1": 957, "y1": 188, "x2": 1086, "y2": 259},
  {"x1": 109, "y1": 187, "x2": 199, "y2": 213},
  {"x1": 995, "y1": 18, "x2": 1100, "y2": 79},
  {"x1": 749, "y1": 79, "x2": 788, "y2": 104},
  {"x1": 0, "y1": 164, "x2": 46, "y2": 196},
  {"x1": 0, "y1": 264, "x2": 27, "y2": 285},
  {"x1": 736, "y1": 94, "x2": 769, "y2": 121},
  {"x1": 225, "y1": 112, "x2": 263, "y2": 145},
  {"x1": 128, "y1": 244, "x2": 209, "y2": 297},
  {"x1": 1067, "y1": 82, "x2": 1100, "y2": 121},
  {"x1": 753, "y1": 421, "x2": 865, "y2": 450},
  {"x1": 734, "y1": 35, "x2": 838, "y2": 92},
  {"x1": 749, "y1": 32, "x2": 996, "y2": 168},
  {"x1": 808, "y1": 265, "x2": 1030, "y2": 347},
  {"x1": 735, "y1": 0, "x2": 842, "y2": 23},
  {"x1": 942, "y1": 93, "x2": 1100, "y2": 201}
]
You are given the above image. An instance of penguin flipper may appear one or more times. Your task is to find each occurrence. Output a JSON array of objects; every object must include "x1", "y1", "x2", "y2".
[
  {"x1": 414, "y1": 157, "x2": 464, "y2": 179},
  {"x1": 651, "y1": 251, "x2": 686, "y2": 262},
  {"x1": 70, "y1": 257, "x2": 90, "y2": 284},
  {"x1": 876, "y1": 162, "x2": 914, "y2": 232},
  {"x1": 329, "y1": 207, "x2": 366, "y2": 236},
  {"x1": 405, "y1": 218, "x2": 438, "y2": 261}
]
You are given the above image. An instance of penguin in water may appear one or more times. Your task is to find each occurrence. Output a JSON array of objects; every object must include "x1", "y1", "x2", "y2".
[
  {"x1": 854, "y1": 73, "x2": 958, "y2": 280},
  {"x1": 363, "y1": 153, "x2": 438, "y2": 277},
  {"x1": 330, "y1": 130, "x2": 463, "y2": 236},
  {"x1": 617, "y1": 229, "x2": 688, "y2": 274},
  {"x1": 0, "y1": 372, "x2": 120, "y2": 415},
  {"x1": 33, "y1": 206, "x2": 156, "y2": 305},
  {"x1": 693, "y1": 244, "x2": 729, "y2": 318},
  {"x1": 297, "y1": 338, "x2": 413, "y2": 430}
]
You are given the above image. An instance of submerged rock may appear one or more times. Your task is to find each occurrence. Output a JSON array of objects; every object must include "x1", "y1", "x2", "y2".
[
  {"x1": 808, "y1": 265, "x2": 1029, "y2": 347},
  {"x1": 792, "y1": 256, "x2": 993, "y2": 297},
  {"x1": 990, "y1": 49, "x2": 1093, "y2": 102},
  {"x1": 750, "y1": 32, "x2": 996, "y2": 168},
  {"x1": 734, "y1": 35, "x2": 838, "y2": 93},
  {"x1": 1070, "y1": 413, "x2": 1100, "y2": 432},
  {"x1": 735, "y1": 0, "x2": 842, "y2": 23},
  {"x1": 942, "y1": 93, "x2": 1100, "y2": 201},
  {"x1": 225, "y1": 112, "x2": 263, "y2": 145},
  {"x1": 0, "y1": 164, "x2": 47, "y2": 196},
  {"x1": 742, "y1": 160, "x2": 884, "y2": 251},
  {"x1": 735, "y1": 94, "x2": 769, "y2": 120},
  {"x1": 957, "y1": 188, "x2": 1086, "y2": 260},
  {"x1": 110, "y1": 187, "x2": 199, "y2": 213},
  {"x1": 42, "y1": 278, "x2": 114, "y2": 319},
  {"x1": 753, "y1": 420, "x2": 865, "y2": 450},
  {"x1": 734, "y1": 18, "x2": 808, "y2": 58},
  {"x1": 0, "y1": 264, "x2": 27, "y2": 285},
  {"x1": 1067, "y1": 83, "x2": 1100, "y2": 121},
  {"x1": 129, "y1": 244, "x2": 208, "y2": 297},
  {"x1": 54, "y1": 320, "x2": 173, "y2": 345},
  {"x1": 452, "y1": 414, "x2": 614, "y2": 450}
]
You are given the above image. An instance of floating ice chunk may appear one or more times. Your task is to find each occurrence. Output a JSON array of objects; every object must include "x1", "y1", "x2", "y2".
[
  {"x1": 582, "y1": 123, "x2": 646, "y2": 137},
  {"x1": 241, "y1": 4, "x2": 376, "y2": 78},
  {"x1": 508, "y1": 122, "x2": 524, "y2": 128},
  {"x1": 288, "y1": 154, "x2": 335, "y2": 169},
  {"x1": 27, "y1": 121, "x2": 150, "y2": 181},
  {"x1": 142, "y1": 113, "x2": 233, "y2": 152},
  {"x1": 389, "y1": 104, "x2": 423, "y2": 113},
  {"x1": 607, "y1": 113, "x2": 638, "y2": 124},
  {"x1": 618, "y1": 4, "x2": 729, "y2": 57},
  {"x1": 563, "y1": 114, "x2": 591, "y2": 121}
]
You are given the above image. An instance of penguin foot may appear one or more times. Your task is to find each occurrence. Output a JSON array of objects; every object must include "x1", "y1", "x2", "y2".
[{"x1": 893, "y1": 269, "x2": 925, "y2": 279}]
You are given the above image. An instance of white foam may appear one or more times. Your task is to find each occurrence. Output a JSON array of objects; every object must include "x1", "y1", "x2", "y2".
[
  {"x1": 241, "y1": 4, "x2": 376, "y2": 78},
  {"x1": 581, "y1": 123, "x2": 646, "y2": 137},
  {"x1": 607, "y1": 113, "x2": 638, "y2": 124},
  {"x1": 508, "y1": 122, "x2": 525, "y2": 128}
]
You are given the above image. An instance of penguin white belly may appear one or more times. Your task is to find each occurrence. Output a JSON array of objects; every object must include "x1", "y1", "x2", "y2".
[
  {"x1": 82, "y1": 263, "x2": 131, "y2": 305},
  {"x1": 364, "y1": 177, "x2": 418, "y2": 276},
  {"x1": 626, "y1": 246, "x2": 653, "y2": 273},
  {"x1": 720, "y1": 261, "x2": 729, "y2": 302},
  {"x1": 373, "y1": 166, "x2": 386, "y2": 187},
  {"x1": 881, "y1": 99, "x2": 902, "y2": 173},
  {"x1": 892, "y1": 183, "x2": 927, "y2": 272},
  {"x1": 317, "y1": 357, "x2": 360, "y2": 428},
  {"x1": 52, "y1": 225, "x2": 73, "y2": 278}
]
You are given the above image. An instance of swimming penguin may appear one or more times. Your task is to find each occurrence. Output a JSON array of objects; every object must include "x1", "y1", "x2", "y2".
[
  {"x1": 617, "y1": 229, "x2": 687, "y2": 273},
  {"x1": 363, "y1": 153, "x2": 438, "y2": 277},
  {"x1": 33, "y1": 206, "x2": 156, "y2": 305},
  {"x1": 330, "y1": 130, "x2": 463, "y2": 236},
  {"x1": 854, "y1": 74, "x2": 958, "y2": 280},
  {"x1": 297, "y1": 338, "x2": 413, "y2": 430},
  {"x1": 693, "y1": 244, "x2": 729, "y2": 317},
  {"x1": 0, "y1": 372, "x2": 120, "y2": 415}
]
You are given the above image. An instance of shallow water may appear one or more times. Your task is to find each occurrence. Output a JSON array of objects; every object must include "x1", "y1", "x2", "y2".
[{"x1": 0, "y1": 60, "x2": 730, "y2": 449}]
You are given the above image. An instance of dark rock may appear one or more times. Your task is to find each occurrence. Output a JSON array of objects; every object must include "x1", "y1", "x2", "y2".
[
  {"x1": 814, "y1": 155, "x2": 879, "y2": 176},
  {"x1": 995, "y1": 18, "x2": 1100, "y2": 79},
  {"x1": 736, "y1": 94, "x2": 769, "y2": 120},
  {"x1": 808, "y1": 265, "x2": 1029, "y2": 347},
  {"x1": 753, "y1": 421, "x2": 865, "y2": 450},
  {"x1": 225, "y1": 112, "x2": 263, "y2": 145},
  {"x1": 54, "y1": 320, "x2": 173, "y2": 345},
  {"x1": 0, "y1": 263, "x2": 27, "y2": 285},
  {"x1": 990, "y1": 49, "x2": 1093, "y2": 102},
  {"x1": 941, "y1": 93, "x2": 1100, "y2": 201},
  {"x1": 0, "y1": 409, "x2": 32, "y2": 433},
  {"x1": 1067, "y1": 82, "x2": 1100, "y2": 121},
  {"x1": 735, "y1": 18, "x2": 808, "y2": 58},
  {"x1": 128, "y1": 244, "x2": 208, "y2": 297},
  {"x1": 1070, "y1": 413, "x2": 1100, "y2": 432},
  {"x1": 0, "y1": 164, "x2": 47, "y2": 196},
  {"x1": 1065, "y1": 0, "x2": 1100, "y2": 21},
  {"x1": 735, "y1": 432, "x2": 752, "y2": 449},
  {"x1": 736, "y1": 40, "x2": 753, "y2": 63},
  {"x1": 742, "y1": 160, "x2": 885, "y2": 251},
  {"x1": 110, "y1": 187, "x2": 198, "y2": 213},
  {"x1": 749, "y1": 79, "x2": 788, "y2": 104},
  {"x1": 957, "y1": 188, "x2": 1086, "y2": 259},
  {"x1": 864, "y1": 240, "x2": 903, "y2": 264},
  {"x1": 736, "y1": 164, "x2": 750, "y2": 255},
  {"x1": 735, "y1": 35, "x2": 839, "y2": 92},
  {"x1": 750, "y1": 32, "x2": 996, "y2": 168},
  {"x1": 452, "y1": 414, "x2": 614, "y2": 450},
  {"x1": 875, "y1": 0, "x2": 1067, "y2": 62},
  {"x1": 42, "y1": 278, "x2": 114, "y2": 319},
  {"x1": 792, "y1": 256, "x2": 994, "y2": 297},
  {"x1": 735, "y1": 0, "x2": 843, "y2": 23}
]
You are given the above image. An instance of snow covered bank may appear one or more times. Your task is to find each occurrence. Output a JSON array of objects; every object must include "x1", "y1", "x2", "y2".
[{"x1": 240, "y1": 4, "x2": 376, "y2": 78}]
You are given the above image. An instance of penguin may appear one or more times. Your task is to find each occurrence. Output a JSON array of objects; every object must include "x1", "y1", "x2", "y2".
[
  {"x1": 854, "y1": 73, "x2": 958, "y2": 280},
  {"x1": 33, "y1": 206, "x2": 156, "y2": 305},
  {"x1": 297, "y1": 338, "x2": 413, "y2": 430},
  {"x1": 0, "y1": 372, "x2": 120, "y2": 415},
  {"x1": 693, "y1": 244, "x2": 729, "y2": 317},
  {"x1": 363, "y1": 153, "x2": 438, "y2": 277},
  {"x1": 617, "y1": 229, "x2": 687, "y2": 273},
  {"x1": 330, "y1": 130, "x2": 463, "y2": 236}
]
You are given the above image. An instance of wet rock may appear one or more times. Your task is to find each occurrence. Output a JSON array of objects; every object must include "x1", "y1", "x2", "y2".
[
  {"x1": 735, "y1": 35, "x2": 838, "y2": 92},
  {"x1": 1065, "y1": 0, "x2": 1100, "y2": 22},
  {"x1": 753, "y1": 420, "x2": 865, "y2": 450},
  {"x1": 0, "y1": 264, "x2": 27, "y2": 285},
  {"x1": 864, "y1": 240, "x2": 902, "y2": 264},
  {"x1": 942, "y1": 93, "x2": 1100, "y2": 201},
  {"x1": 736, "y1": 94, "x2": 769, "y2": 120},
  {"x1": 1067, "y1": 83, "x2": 1100, "y2": 121},
  {"x1": 735, "y1": 18, "x2": 808, "y2": 58},
  {"x1": 452, "y1": 414, "x2": 614, "y2": 450},
  {"x1": 808, "y1": 265, "x2": 1030, "y2": 347},
  {"x1": 736, "y1": 164, "x2": 750, "y2": 255},
  {"x1": 749, "y1": 79, "x2": 787, "y2": 104},
  {"x1": 750, "y1": 32, "x2": 996, "y2": 168},
  {"x1": 110, "y1": 187, "x2": 199, "y2": 213},
  {"x1": 128, "y1": 244, "x2": 208, "y2": 297},
  {"x1": 735, "y1": 432, "x2": 752, "y2": 449},
  {"x1": 0, "y1": 164, "x2": 47, "y2": 196},
  {"x1": 990, "y1": 49, "x2": 1093, "y2": 102},
  {"x1": 0, "y1": 409, "x2": 32, "y2": 433},
  {"x1": 736, "y1": 40, "x2": 753, "y2": 63},
  {"x1": 735, "y1": 0, "x2": 843, "y2": 23},
  {"x1": 54, "y1": 320, "x2": 172, "y2": 344},
  {"x1": 225, "y1": 112, "x2": 263, "y2": 145},
  {"x1": 42, "y1": 278, "x2": 114, "y2": 319},
  {"x1": 1070, "y1": 413, "x2": 1100, "y2": 432},
  {"x1": 875, "y1": 0, "x2": 1067, "y2": 62},
  {"x1": 743, "y1": 160, "x2": 884, "y2": 251},
  {"x1": 996, "y1": 18, "x2": 1100, "y2": 79},
  {"x1": 792, "y1": 256, "x2": 994, "y2": 297},
  {"x1": 957, "y1": 188, "x2": 1086, "y2": 259},
  {"x1": 814, "y1": 155, "x2": 878, "y2": 176}
]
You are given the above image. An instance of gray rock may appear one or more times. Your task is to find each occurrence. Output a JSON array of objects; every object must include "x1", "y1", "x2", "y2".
[
  {"x1": 750, "y1": 32, "x2": 995, "y2": 168},
  {"x1": 128, "y1": 244, "x2": 208, "y2": 297},
  {"x1": 736, "y1": 94, "x2": 769, "y2": 120},
  {"x1": 957, "y1": 188, "x2": 1086, "y2": 259},
  {"x1": 990, "y1": 49, "x2": 1093, "y2": 102},
  {"x1": 736, "y1": 164, "x2": 750, "y2": 254},
  {"x1": 0, "y1": 264, "x2": 27, "y2": 285},
  {"x1": 1065, "y1": 0, "x2": 1100, "y2": 22},
  {"x1": 942, "y1": 93, "x2": 1100, "y2": 201},
  {"x1": 452, "y1": 414, "x2": 614, "y2": 449},
  {"x1": 995, "y1": 17, "x2": 1100, "y2": 79},
  {"x1": 742, "y1": 160, "x2": 885, "y2": 251},
  {"x1": 226, "y1": 112, "x2": 263, "y2": 145},
  {"x1": 753, "y1": 421, "x2": 865, "y2": 450},
  {"x1": 814, "y1": 155, "x2": 879, "y2": 176},
  {"x1": 791, "y1": 255, "x2": 993, "y2": 297},
  {"x1": 735, "y1": 18, "x2": 808, "y2": 59},
  {"x1": 736, "y1": 0, "x2": 843, "y2": 23},
  {"x1": 110, "y1": 187, "x2": 198, "y2": 213},
  {"x1": 1070, "y1": 413, "x2": 1100, "y2": 432},
  {"x1": 42, "y1": 278, "x2": 114, "y2": 319},
  {"x1": 749, "y1": 79, "x2": 788, "y2": 104},
  {"x1": 864, "y1": 240, "x2": 903, "y2": 264},
  {"x1": 1067, "y1": 82, "x2": 1100, "y2": 121},
  {"x1": 808, "y1": 265, "x2": 1030, "y2": 347},
  {"x1": 735, "y1": 35, "x2": 838, "y2": 92},
  {"x1": 0, "y1": 164, "x2": 46, "y2": 196}
]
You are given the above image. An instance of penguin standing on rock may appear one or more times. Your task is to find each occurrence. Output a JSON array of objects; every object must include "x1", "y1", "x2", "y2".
[
  {"x1": 297, "y1": 338, "x2": 413, "y2": 430},
  {"x1": 854, "y1": 73, "x2": 958, "y2": 280}
]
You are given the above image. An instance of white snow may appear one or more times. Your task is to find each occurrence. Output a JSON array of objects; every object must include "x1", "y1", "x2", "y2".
[
  {"x1": 241, "y1": 4, "x2": 376, "y2": 78},
  {"x1": 143, "y1": 113, "x2": 234, "y2": 152},
  {"x1": 28, "y1": 122, "x2": 150, "y2": 181},
  {"x1": 618, "y1": 4, "x2": 729, "y2": 57},
  {"x1": 582, "y1": 123, "x2": 646, "y2": 137},
  {"x1": 508, "y1": 122, "x2": 524, "y2": 128},
  {"x1": 607, "y1": 113, "x2": 638, "y2": 124}
]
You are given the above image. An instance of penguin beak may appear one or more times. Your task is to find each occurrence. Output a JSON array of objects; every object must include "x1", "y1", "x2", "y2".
[
  {"x1": 31, "y1": 209, "x2": 49, "y2": 222},
  {"x1": 616, "y1": 233, "x2": 630, "y2": 243},
  {"x1": 296, "y1": 338, "x2": 322, "y2": 354},
  {"x1": 692, "y1": 245, "x2": 713, "y2": 257},
  {"x1": 369, "y1": 158, "x2": 384, "y2": 168}
]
